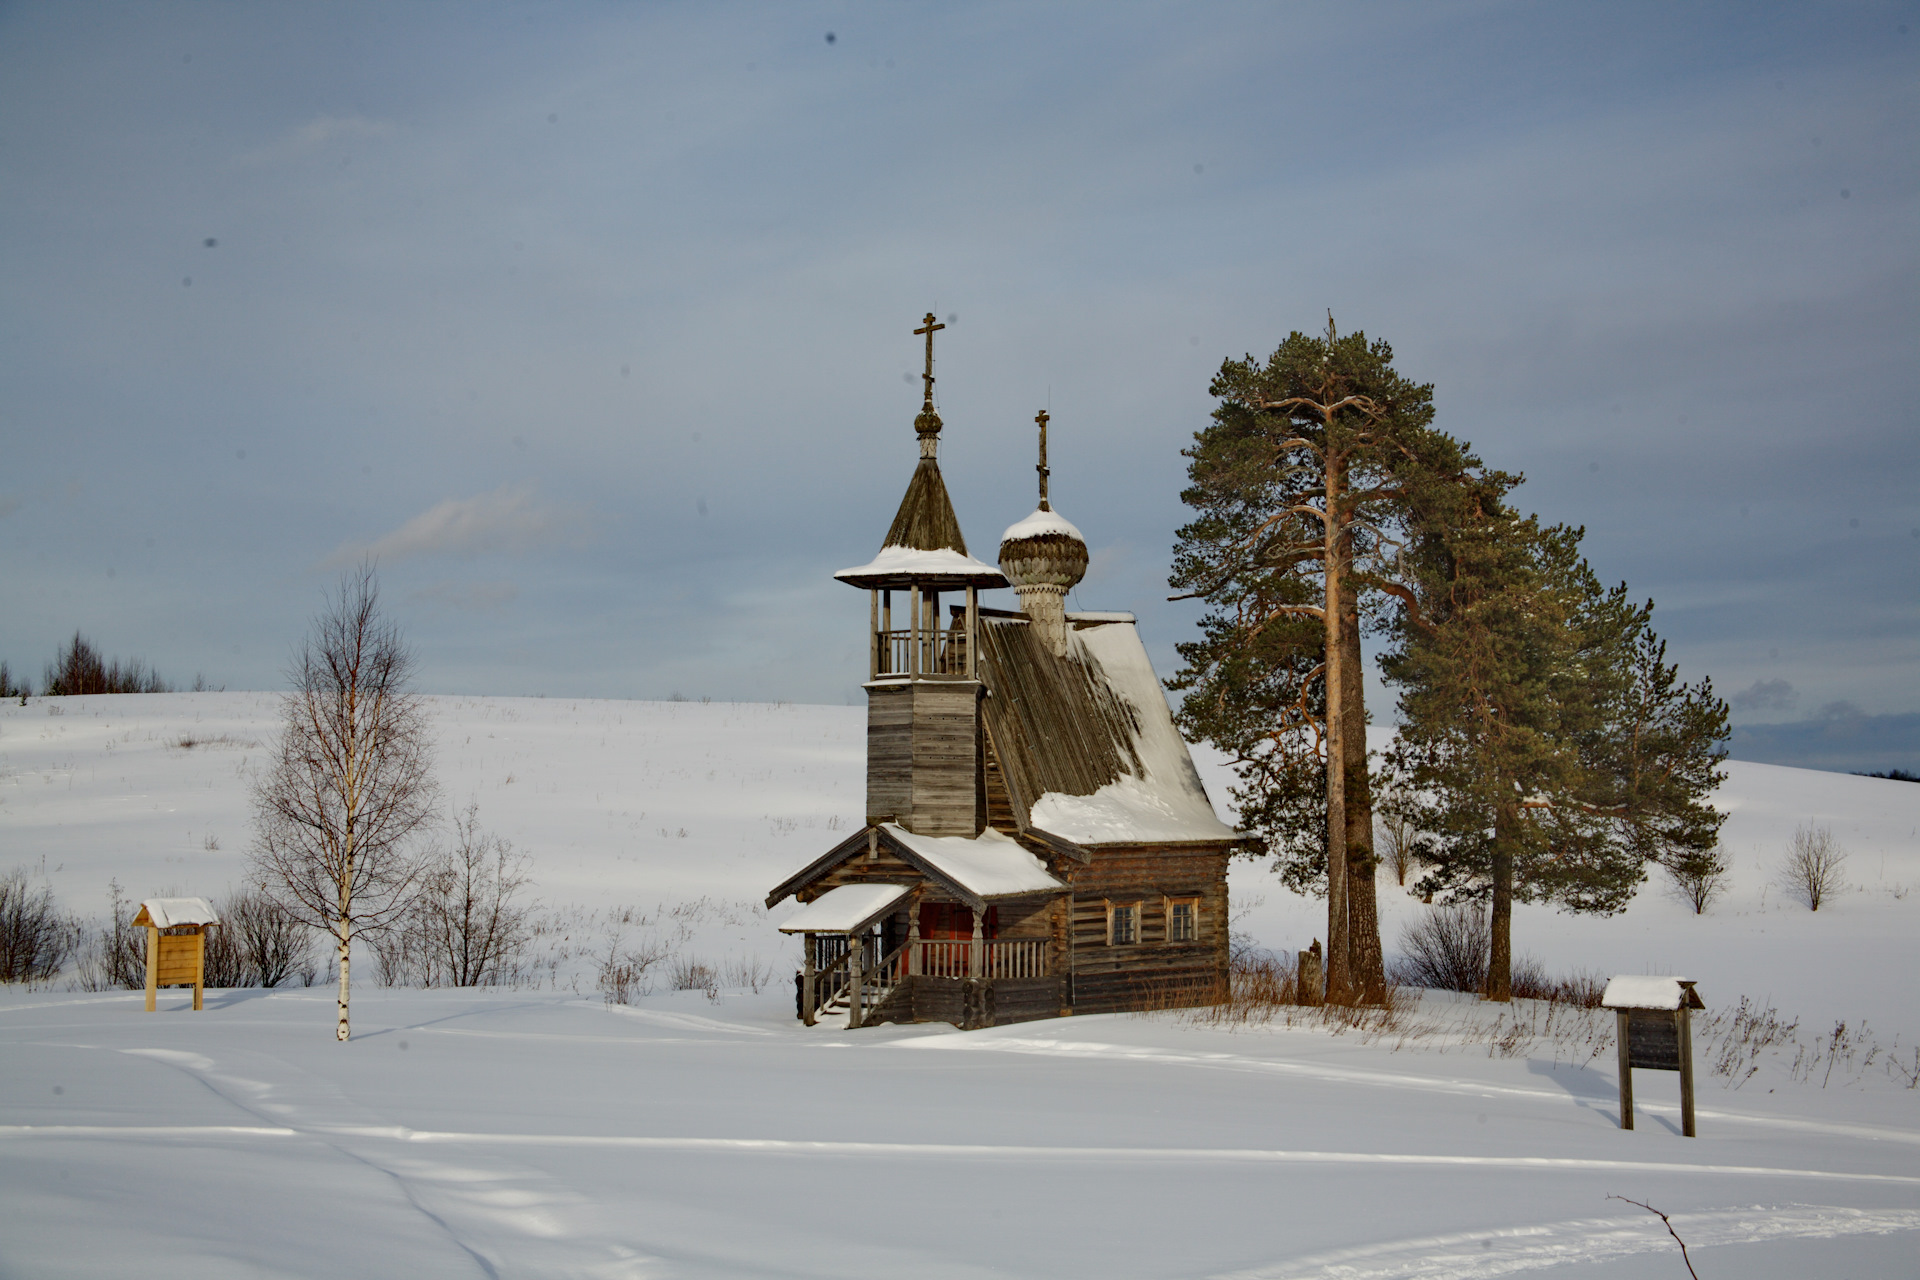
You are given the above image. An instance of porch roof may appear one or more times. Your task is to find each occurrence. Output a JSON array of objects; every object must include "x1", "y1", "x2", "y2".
[
  {"x1": 879, "y1": 823, "x2": 1065, "y2": 899},
  {"x1": 777, "y1": 883, "x2": 915, "y2": 935}
]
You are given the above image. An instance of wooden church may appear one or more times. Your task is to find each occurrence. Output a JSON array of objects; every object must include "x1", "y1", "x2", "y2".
[{"x1": 766, "y1": 315, "x2": 1243, "y2": 1029}]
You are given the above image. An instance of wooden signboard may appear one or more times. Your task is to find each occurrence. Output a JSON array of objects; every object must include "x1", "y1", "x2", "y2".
[
  {"x1": 133, "y1": 898, "x2": 220, "y2": 1012},
  {"x1": 1602, "y1": 976, "x2": 1704, "y2": 1137}
]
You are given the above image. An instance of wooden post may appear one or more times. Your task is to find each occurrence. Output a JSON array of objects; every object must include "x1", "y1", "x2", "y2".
[
  {"x1": 921, "y1": 587, "x2": 936, "y2": 671},
  {"x1": 144, "y1": 924, "x2": 159, "y2": 1012},
  {"x1": 1677, "y1": 1007, "x2": 1696, "y2": 1138},
  {"x1": 965, "y1": 585, "x2": 978, "y2": 678},
  {"x1": 909, "y1": 586, "x2": 920, "y2": 677},
  {"x1": 1615, "y1": 1009, "x2": 1635, "y2": 1131},
  {"x1": 870, "y1": 590, "x2": 879, "y2": 680},
  {"x1": 883, "y1": 589, "x2": 893, "y2": 674},
  {"x1": 970, "y1": 911, "x2": 984, "y2": 980},
  {"x1": 802, "y1": 933, "x2": 817, "y2": 1026},
  {"x1": 192, "y1": 928, "x2": 205, "y2": 1011},
  {"x1": 1297, "y1": 941, "x2": 1323, "y2": 1007},
  {"x1": 847, "y1": 933, "x2": 864, "y2": 1029},
  {"x1": 907, "y1": 907, "x2": 921, "y2": 977}
]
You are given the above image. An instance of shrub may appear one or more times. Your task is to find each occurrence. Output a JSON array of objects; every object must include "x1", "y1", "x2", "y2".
[
  {"x1": 204, "y1": 888, "x2": 313, "y2": 988},
  {"x1": 1662, "y1": 844, "x2": 1732, "y2": 914},
  {"x1": 1777, "y1": 823, "x2": 1847, "y2": 911},
  {"x1": 0, "y1": 661, "x2": 29, "y2": 700},
  {"x1": 1508, "y1": 957, "x2": 1606, "y2": 1007},
  {"x1": 371, "y1": 804, "x2": 534, "y2": 987},
  {"x1": 74, "y1": 880, "x2": 146, "y2": 990},
  {"x1": 42, "y1": 632, "x2": 171, "y2": 696},
  {"x1": 597, "y1": 932, "x2": 670, "y2": 1006},
  {"x1": 0, "y1": 869, "x2": 78, "y2": 983},
  {"x1": 1376, "y1": 803, "x2": 1416, "y2": 887},
  {"x1": 1389, "y1": 901, "x2": 1488, "y2": 994}
]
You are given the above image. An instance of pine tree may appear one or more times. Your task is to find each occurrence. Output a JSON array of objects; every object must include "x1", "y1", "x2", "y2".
[
  {"x1": 1170, "y1": 319, "x2": 1473, "y2": 1004},
  {"x1": 1382, "y1": 494, "x2": 1727, "y2": 999}
]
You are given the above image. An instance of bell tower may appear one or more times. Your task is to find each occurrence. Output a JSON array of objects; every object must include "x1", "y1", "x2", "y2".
[{"x1": 833, "y1": 315, "x2": 1008, "y2": 836}]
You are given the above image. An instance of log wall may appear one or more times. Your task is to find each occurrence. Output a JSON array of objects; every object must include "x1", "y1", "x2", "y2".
[
  {"x1": 866, "y1": 680, "x2": 984, "y2": 836},
  {"x1": 1067, "y1": 844, "x2": 1230, "y2": 1015}
]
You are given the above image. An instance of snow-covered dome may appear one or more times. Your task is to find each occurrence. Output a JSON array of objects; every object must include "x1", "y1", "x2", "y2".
[{"x1": 998, "y1": 506, "x2": 1088, "y2": 591}]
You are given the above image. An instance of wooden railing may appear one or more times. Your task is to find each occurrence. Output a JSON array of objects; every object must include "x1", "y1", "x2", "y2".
[
  {"x1": 876, "y1": 629, "x2": 968, "y2": 678},
  {"x1": 912, "y1": 939, "x2": 1049, "y2": 980},
  {"x1": 984, "y1": 939, "x2": 1048, "y2": 979},
  {"x1": 801, "y1": 947, "x2": 852, "y2": 1025},
  {"x1": 916, "y1": 939, "x2": 972, "y2": 978}
]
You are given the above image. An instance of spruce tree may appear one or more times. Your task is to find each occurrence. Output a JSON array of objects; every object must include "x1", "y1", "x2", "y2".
[{"x1": 1170, "y1": 320, "x2": 1473, "y2": 1004}]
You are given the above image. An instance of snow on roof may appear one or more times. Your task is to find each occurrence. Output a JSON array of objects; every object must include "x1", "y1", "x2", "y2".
[
  {"x1": 1025, "y1": 621, "x2": 1239, "y2": 846},
  {"x1": 776, "y1": 883, "x2": 914, "y2": 934},
  {"x1": 1066, "y1": 611, "x2": 1136, "y2": 623},
  {"x1": 834, "y1": 544, "x2": 1010, "y2": 588},
  {"x1": 134, "y1": 897, "x2": 219, "y2": 928},
  {"x1": 1000, "y1": 507, "x2": 1085, "y2": 544},
  {"x1": 880, "y1": 823, "x2": 1065, "y2": 898},
  {"x1": 1601, "y1": 975, "x2": 1703, "y2": 1010}
]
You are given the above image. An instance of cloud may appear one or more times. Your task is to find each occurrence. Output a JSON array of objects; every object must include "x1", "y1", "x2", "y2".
[
  {"x1": 1727, "y1": 709, "x2": 1920, "y2": 775},
  {"x1": 323, "y1": 485, "x2": 588, "y2": 568},
  {"x1": 0, "y1": 495, "x2": 20, "y2": 520},
  {"x1": 240, "y1": 114, "x2": 394, "y2": 164},
  {"x1": 1730, "y1": 678, "x2": 1798, "y2": 714}
]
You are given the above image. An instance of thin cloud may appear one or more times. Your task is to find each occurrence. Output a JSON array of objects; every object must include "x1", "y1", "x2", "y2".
[
  {"x1": 1730, "y1": 678, "x2": 1798, "y2": 714},
  {"x1": 323, "y1": 485, "x2": 588, "y2": 568}
]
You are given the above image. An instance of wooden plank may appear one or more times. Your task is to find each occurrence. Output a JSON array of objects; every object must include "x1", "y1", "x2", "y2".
[{"x1": 1616, "y1": 1010, "x2": 1635, "y2": 1130}]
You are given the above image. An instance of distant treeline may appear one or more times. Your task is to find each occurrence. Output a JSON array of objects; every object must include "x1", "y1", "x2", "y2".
[
  {"x1": 1856, "y1": 768, "x2": 1920, "y2": 784},
  {"x1": 0, "y1": 632, "x2": 217, "y2": 699}
]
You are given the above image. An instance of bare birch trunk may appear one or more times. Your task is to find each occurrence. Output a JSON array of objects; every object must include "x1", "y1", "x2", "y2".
[
  {"x1": 336, "y1": 862, "x2": 353, "y2": 1040},
  {"x1": 336, "y1": 919, "x2": 352, "y2": 1040},
  {"x1": 1342, "y1": 612, "x2": 1386, "y2": 1004},
  {"x1": 1485, "y1": 807, "x2": 1514, "y2": 1002},
  {"x1": 1322, "y1": 451, "x2": 1352, "y2": 1006}
]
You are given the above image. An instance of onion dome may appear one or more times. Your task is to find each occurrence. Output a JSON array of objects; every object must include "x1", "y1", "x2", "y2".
[
  {"x1": 998, "y1": 410, "x2": 1087, "y2": 656},
  {"x1": 997, "y1": 505, "x2": 1089, "y2": 591}
]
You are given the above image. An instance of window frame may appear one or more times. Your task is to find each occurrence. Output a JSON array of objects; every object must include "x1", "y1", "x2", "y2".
[
  {"x1": 1164, "y1": 896, "x2": 1199, "y2": 944},
  {"x1": 1106, "y1": 899, "x2": 1140, "y2": 946}
]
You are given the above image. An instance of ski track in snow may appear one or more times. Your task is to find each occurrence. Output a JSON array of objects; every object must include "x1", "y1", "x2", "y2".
[
  {"x1": 110, "y1": 1046, "x2": 659, "y2": 1279},
  {"x1": 1214, "y1": 1205, "x2": 1920, "y2": 1279},
  {"x1": 7, "y1": 1122, "x2": 1917, "y2": 1188},
  {"x1": 899, "y1": 1033, "x2": 1920, "y2": 1147}
]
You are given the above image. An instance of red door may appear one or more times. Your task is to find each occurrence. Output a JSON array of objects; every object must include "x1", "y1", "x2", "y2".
[{"x1": 918, "y1": 903, "x2": 995, "y2": 976}]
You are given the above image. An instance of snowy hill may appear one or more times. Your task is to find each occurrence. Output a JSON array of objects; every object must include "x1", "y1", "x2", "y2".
[{"x1": 3, "y1": 693, "x2": 1918, "y2": 1278}]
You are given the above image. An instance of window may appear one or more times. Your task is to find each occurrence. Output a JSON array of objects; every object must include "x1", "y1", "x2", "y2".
[
  {"x1": 1108, "y1": 901, "x2": 1138, "y2": 946},
  {"x1": 1166, "y1": 898, "x2": 1197, "y2": 943}
]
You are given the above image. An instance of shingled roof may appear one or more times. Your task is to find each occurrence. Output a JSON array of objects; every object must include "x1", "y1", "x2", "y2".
[
  {"x1": 979, "y1": 613, "x2": 1239, "y2": 847},
  {"x1": 883, "y1": 457, "x2": 968, "y2": 553}
]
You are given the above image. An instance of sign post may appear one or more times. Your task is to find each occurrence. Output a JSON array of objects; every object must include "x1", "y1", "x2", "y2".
[
  {"x1": 1601, "y1": 976, "x2": 1704, "y2": 1137},
  {"x1": 133, "y1": 898, "x2": 220, "y2": 1012}
]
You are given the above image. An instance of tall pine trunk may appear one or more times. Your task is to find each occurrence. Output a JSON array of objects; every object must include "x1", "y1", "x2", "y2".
[
  {"x1": 1342, "y1": 613, "x2": 1385, "y2": 1003},
  {"x1": 1322, "y1": 452, "x2": 1352, "y2": 1005},
  {"x1": 1485, "y1": 805, "x2": 1514, "y2": 1002}
]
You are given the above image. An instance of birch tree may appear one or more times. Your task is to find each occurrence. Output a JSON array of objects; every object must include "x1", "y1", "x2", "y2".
[
  {"x1": 250, "y1": 565, "x2": 437, "y2": 1040},
  {"x1": 1170, "y1": 319, "x2": 1475, "y2": 1004}
]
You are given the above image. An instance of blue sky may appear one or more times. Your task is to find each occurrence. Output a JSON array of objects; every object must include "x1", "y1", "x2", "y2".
[{"x1": 2, "y1": 2, "x2": 1915, "y2": 772}]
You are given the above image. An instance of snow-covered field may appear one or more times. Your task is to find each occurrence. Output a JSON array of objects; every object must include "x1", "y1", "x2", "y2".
[{"x1": 3, "y1": 693, "x2": 1918, "y2": 1278}]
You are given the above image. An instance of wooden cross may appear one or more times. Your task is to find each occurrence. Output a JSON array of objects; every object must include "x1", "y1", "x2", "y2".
[
  {"x1": 914, "y1": 312, "x2": 945, "y2": 404},
  {"x1": 1035, "y1": 409, "x2": 1051, "y2": 510}
]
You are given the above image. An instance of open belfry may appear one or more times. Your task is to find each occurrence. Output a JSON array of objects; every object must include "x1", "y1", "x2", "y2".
[{"x1": 767, "y1": 314, "x2": 1244, "y2": 1028}]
